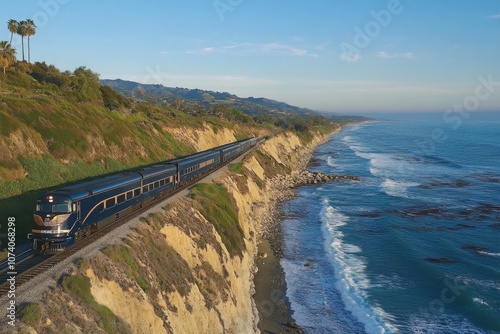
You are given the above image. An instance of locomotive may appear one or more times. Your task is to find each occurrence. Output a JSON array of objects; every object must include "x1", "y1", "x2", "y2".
[{"x1": 30, "y1": 137, "x2": 259, "y2": 254}]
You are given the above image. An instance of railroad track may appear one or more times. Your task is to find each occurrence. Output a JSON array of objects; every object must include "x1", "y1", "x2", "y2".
[{"x1": 0, "y1": 143, "x2": 263, "y2": 298}]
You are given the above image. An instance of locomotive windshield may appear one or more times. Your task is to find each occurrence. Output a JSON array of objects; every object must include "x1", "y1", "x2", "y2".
[{"x1": 35, "y1": 203, "x2": 72, "y2": 213}]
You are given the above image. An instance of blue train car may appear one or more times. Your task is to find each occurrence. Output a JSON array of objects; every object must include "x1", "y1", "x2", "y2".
[
  {"x1": 31, "y1": 137, "x2": 260, "y2": 254},
  {"x1": 32, "y1": 173, "x2": 142, "y2": 253},
  {"x1": 221, "y1": 143, "x2": 242, "y2": 163},
  {"x1": 138, "y1": 164, "x2": 177, "y2": 204},
  {"x1": 168, "y1": 150, "x2": 221, "y2": 184}
]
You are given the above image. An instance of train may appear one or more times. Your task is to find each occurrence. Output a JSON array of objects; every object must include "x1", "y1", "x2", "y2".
[{"x1": 29, "y1": 137, "x2": 260, "y2": 254}]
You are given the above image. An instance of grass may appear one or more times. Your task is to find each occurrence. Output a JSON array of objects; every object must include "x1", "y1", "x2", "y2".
[
  {"x1": 0, "y1": 110, "x2": 20, "y2": 135},
  {"x1": 252, "y1": 149, "x2": 291, "y2": 178},
  {"x1": 0, "y1": 62, "x2": 272, "y2": 259},
  {"x1": 228, "y1": 162, "x2": 245, "y2": 175},
  {"x1": 191, "y1": 183, "x2": 245, "y2": 257},
  {"x1": 102, "y1": 244, "x2": 139, "y2": 274},
  {"x1": 61, "y1": 274, "x2": 128, "y2": 334},
  {"x1": 18, "y1": 303, "x2": 43, "y2": 327}
]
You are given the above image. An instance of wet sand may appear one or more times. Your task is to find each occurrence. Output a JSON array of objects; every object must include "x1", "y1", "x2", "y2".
[{"x1": 254, "y1": 238, "x2": 302, "y2": 334}]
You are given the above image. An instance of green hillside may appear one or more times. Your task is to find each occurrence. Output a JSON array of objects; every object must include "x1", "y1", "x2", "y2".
[
  {"x1": 0, "y1": 60, "x2": 349, "y2": 258},
  {"x1": 100, "y1": 79, "x2": 370, "y2": 124},
  {"x1": 0, "y1": 62, "x2": 268, "y2": 254}
]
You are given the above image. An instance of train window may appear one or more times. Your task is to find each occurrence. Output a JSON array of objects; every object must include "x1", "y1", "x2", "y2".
[
  {"x1": 96, "y1": 203, "x2": 104, "y2": 213},
  {"x1": 154, "y1": 181, "x2": 160, "y2": 189},
  {"x1": 143, "y1": 185, "x2": 149, "y2": 193},
  {"x1": 106, "y1": 198, "x2": 115, "y2": 209},
  {"x1": 126, "y1": 191, "x2": 133, "y2": 200},
  {"x1": 117, "y1": 194, "x2": 126, "y2": 204},
  {"x1": 53, "y1": 204, "x2": 71, "y2": 213},
  {"x1": 36, "y1": 204, "x2": 51, "y2": 212},
  {"x1": 134, "y1": 189, "x2": 141, "y2": 197},
  {"x1": 159, "y1": 179, "x2": 165, "y2": 187}
]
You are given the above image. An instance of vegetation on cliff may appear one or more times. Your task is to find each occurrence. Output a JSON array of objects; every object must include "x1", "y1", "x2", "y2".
[
  {"x1": 0, "y1": 61, "x2": 269, "y2": 254},
  {"x1": 11, "y1": 130, "x2": 332, "y2": 333},
  {"x1": 0, "y1": 57, "x2": 349, "y2": 256}
]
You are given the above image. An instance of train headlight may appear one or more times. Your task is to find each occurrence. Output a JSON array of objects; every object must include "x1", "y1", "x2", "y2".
[{"x1": 33, "y1": 214, "x2": 44, "y2": 226}]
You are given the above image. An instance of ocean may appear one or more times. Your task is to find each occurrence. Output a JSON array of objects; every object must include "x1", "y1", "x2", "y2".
[{"x1": 281, "y1": 113, "x2": 500, "y2": 333}]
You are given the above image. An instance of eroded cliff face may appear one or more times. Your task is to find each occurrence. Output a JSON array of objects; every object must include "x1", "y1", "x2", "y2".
[{"x1": 14, "y1": 128, "x2": 336, "y2": 334}]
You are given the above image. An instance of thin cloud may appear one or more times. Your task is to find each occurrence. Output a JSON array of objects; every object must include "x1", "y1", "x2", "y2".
[
  {"x1": 290, "y1": 36, "x2": 305, "y2": 42},
  {"x1": 315, "y1": 40, "x2": 332, "y2": 50},
  {"x1": 486, "y1": 14, "x2": 500, "y2": 19},
  {"x1": 340, "y1": 53, "x2": 361, "y2": 62},
  {"x1": 188, "y1": 42, "x2": 317, "y2": 57},
  {"x1": 378, "y1": 51, "x2": 414, "y2": 59},
  {"x1": 187, "y1": 47, "x2": 215, "y2": 55}
]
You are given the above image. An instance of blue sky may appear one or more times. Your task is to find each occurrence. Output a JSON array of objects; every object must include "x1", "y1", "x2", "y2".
[{"x1": 2, "y1": 0, "x2": 500, "y2": 113}]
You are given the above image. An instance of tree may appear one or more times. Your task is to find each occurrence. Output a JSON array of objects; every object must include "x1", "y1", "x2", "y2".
[
  {"x1": 25, "y1": 19, "x2": 36, "y2": 63},
  {"x1": 17, "y1": 20, "x2": 28, "y2": 61},
  {"x1": 0, "y1": 41, "x2": 16, "y2": 74},
  {"x1": 7, "y1": 19, "x2": 18, "y2": 45},
  {"x1": 71, "y1": 66, "x2": 102, "y2": 101}
]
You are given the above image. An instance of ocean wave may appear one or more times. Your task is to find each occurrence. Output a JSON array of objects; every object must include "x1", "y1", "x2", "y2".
[
  {"x1": 408, "y1": 313, "x2": 490, "y2": 334},
  {"x1": 373, "y1": 274, "x2": 412, "y2": 291},
  {"x1": 321, "y1": 201, "x2": 399, "y2": 333},
  {"x1": 381, "y1": 179, "x2": 420, "y2": 199},
  {"x1": 327, "y1": 155, "x2": 343, "y2": 170},
  {"x1": 451, "y1": 275, "x2": 500, "y2": 292},
  {"x1": 473, "y1": 298, "x2": 490, "y2": 308},
  {"x1": 342, "y1": 135, "x2": 371, "y2": 154},
  {"x1": 477, "y1": 251, "x2": 500, "y2": 257}
]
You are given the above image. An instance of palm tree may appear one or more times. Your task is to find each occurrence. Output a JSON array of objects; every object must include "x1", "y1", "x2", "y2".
[
  {"x1": 7, "y1": 19, "x2": 18, "y2": 45},
  {"x1": 17, "y1": 20, "x2": 28, "y2": 62},
  {"x1": 25, "y1": 19, "x2": 36, "y2": 63},
  {"x1": 0, "y1": 41, "x2": 16, "y2": 74}
]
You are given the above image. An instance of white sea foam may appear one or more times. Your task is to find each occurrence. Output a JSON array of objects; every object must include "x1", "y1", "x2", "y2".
[
  {"x1": 321, "y1": 200, "x2": 399, "y2": 333},
  {"x1": 342, "y1": 135, "x2": 370, "y2": 154},
  {"x1": 326, "y1": 155, "x2": 344, "y2": 171},
  {"x1": 381, "y1": 179, "x2": 420, "y2": 199},
  {"x1": 477, "y1": 251, "x2": 500, "y2": 257},
  {"x1": 373, "y1": 274, "x2": 411, "y2": 290},
  {"x1": 473, "y1": 298, "x2": 490, "y2": 308},
  {"x1": 453, "y1": 275, "x2": 500, "y2": 291}
]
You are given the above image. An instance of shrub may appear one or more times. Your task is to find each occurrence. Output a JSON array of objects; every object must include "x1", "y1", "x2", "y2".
[
  {"x1": 61, "y1": 274, "x2": 128, "y2": 334},
  {"x1": 191, "y1": 183, "x2": 245, "y2": 257},
  {"x1": 18, "y1": 303, "x2": 43, "y2": 327}
]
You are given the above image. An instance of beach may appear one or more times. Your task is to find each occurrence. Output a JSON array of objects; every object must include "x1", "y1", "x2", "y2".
[{"x1": 252, "y1": 129, "x2": 344, "y2": 334}]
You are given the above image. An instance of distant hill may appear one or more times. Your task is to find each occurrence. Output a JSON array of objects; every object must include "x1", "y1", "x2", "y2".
[{"x1": 100, "y1": 79, "x2": 364, "y2": 122}]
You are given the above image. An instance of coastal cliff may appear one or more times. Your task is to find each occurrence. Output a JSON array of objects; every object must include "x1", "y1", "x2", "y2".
[{"x1": 9, "y1": 127, "x2": 338, "y2": 334}]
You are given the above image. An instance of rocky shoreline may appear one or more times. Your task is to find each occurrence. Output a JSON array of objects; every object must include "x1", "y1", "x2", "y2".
[
  {"x1": 254, "y1": 130, "x2": 361, "y2": 333},
  {"x1": 261, "y1": 170, "x2": 360, "y2": 257}
]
